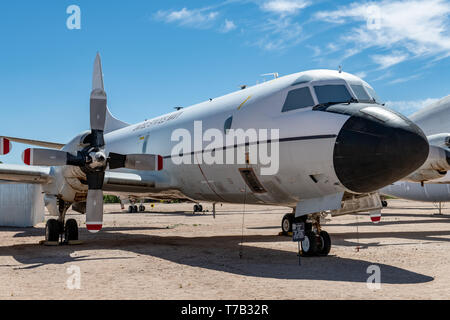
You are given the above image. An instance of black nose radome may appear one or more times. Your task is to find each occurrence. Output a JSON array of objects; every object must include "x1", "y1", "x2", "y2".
[{"x1": 333, "y1": 106, "x2": 429, "y2": 193}]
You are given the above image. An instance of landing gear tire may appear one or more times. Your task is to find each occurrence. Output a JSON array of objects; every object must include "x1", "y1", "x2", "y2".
[
  {"x1": 381, "y1": 200, "x2": 388, "y2": 207},
  {"x1": 301, "y1": 231, "x2": 318, "y2": 257},
  {"x1": 64, "y1": 219, "x2": 79, "y2": 242},
  {"x1": 45, "y1": 219, "x2": 60, "y2": 242},
  {"x1": 139, "y1": 205, "x2": 145, "y2": 212},
  {"x1": 318, "y1": 231, "x2": 331, "y2": 256},
  {"x1": 281, "y1": 213, "x2": 294, "y2": 234},
  {"x1": 193, "y1": 204, "x2": 203, "y2": 213}
]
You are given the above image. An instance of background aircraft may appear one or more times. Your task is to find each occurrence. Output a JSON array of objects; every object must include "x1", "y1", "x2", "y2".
[
  {"x1": 0, "y1": 54, "x2": 429, "y2": 257},
  {"x1": 381, "y1": 96, "x2": 450, "y2": 205}
]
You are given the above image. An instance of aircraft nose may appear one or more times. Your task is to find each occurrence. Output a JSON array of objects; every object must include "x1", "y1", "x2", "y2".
[{"x1": 333, "y1": 106, "x2": 429, "y2": 193}]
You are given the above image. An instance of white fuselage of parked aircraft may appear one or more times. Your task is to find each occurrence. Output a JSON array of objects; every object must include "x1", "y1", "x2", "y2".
[{"x1": 0, "y1": 55, "x2": 429, "y2": 253}]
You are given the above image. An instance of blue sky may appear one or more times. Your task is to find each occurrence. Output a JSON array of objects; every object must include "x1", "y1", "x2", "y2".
[{"x1": 1, "y1": 0, "x2": 449, "y2": 164}]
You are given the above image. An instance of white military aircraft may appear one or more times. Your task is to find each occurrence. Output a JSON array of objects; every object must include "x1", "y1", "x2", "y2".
[
  {"x1": 0, "y1": 54, "x2": 429, "y2": 256},
  {"x1": 381, "y1": 95, "x2": 450, "y2": 203}
]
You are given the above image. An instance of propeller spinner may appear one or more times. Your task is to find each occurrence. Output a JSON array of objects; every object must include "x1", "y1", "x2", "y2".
[{"x1": 22, "y1": 53, "x2": 163, "y2": 233}]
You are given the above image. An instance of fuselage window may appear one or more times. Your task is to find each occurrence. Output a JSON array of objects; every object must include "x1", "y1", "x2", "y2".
[
  {"x1": 350, "y1": 84, "x2": 372, "y2": 103},
  {"x1": 281, "y1": 87, "x2": 314, "y2": 112},
  {"x1": 314, "y1": 85, "x2": 353, "y2": 105},
  {"x1": 224, "y1": 116, "x2": 233, "y2": 133}
]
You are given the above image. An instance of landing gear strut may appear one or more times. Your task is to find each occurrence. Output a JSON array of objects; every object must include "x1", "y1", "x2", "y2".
[
  {"x1": 280, "y1": 212, "x2": 331, "y2": 257},
  {"x1": 45, "y1": 199, "x2": 79, "y2": 244}
]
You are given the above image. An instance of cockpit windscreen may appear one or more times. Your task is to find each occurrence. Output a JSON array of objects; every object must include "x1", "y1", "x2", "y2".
[
  {"x1": 314, "y1": 85, "x2": 353, "y2": 105},
  {"x1": 350, "y1": 84, "x2": 372, "y2": 103}
]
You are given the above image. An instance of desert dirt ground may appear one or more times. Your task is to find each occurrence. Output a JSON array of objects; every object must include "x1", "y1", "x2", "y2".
[{"x1": 1, "y1": 199, "x2": 450, "y2": 299}]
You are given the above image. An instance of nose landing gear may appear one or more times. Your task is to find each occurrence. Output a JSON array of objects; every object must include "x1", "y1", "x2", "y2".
[{"x1": 281, "y1": 212, "x2": 331, "y2": 257}]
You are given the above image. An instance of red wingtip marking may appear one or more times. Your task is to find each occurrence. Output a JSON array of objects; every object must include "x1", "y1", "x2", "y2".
[
  {"x1": 23, "y1": 148, "x2": 31, "y2": 165},
  {"x1": 158, "y1": 155, "x2": 163, "y2": 171}
]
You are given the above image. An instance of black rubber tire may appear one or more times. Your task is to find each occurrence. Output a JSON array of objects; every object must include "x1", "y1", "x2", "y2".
[
  {"x1": 301, "y1": 231, "x2": 318, "y2": 256},
  {"x1": 281, "y1": 213, "x2": 293, "y2": 234},
  {"x1": 194, "y1": 204, "x2": 199, "y2": 212},
  {"x1": 140, "y1": 206, "x2": 146, "y2": 212},
  {"x1": 65, "y1": 219, "x2": 79, "y2": 241},
  {"x1": 45, "y1": 219, "x2": 60, "y2": 242},
  {"x1": 133, "y1": 205, "x2": 138, "y2": 213},
  {"x1": 128, "y1": 206, "x2": 133, "y2": 213},
  {"x1": 381, "y1": 200, "x2": 388, "y2": 207},
  {"x1": 198, "y1": 205, "x2": 203, "y2": 212},
  {"x1": 318, "y1": 230, "x2": 331, "y2": 256}
]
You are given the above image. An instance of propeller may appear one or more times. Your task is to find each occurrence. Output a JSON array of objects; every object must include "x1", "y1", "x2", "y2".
[{"x1": 22, "y1": 53, "x2": 163, "y2": 233}]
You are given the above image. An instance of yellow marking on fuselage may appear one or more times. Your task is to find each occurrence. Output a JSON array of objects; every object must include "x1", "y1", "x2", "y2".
[{"x1": 237, "y1": 96, "x2": 252, "y2": 110}]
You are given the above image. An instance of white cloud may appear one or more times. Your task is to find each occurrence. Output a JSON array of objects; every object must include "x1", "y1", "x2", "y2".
[
  {"x1": 155, "y1": 8, "x2": 219, "y2": 28},
  {"x1": 221, "y1": 19, "x2": 237, "y2": 33},
  {"x1": 261, "y1": 0, "x2": 310, "y2": 16},
  {"x1": 388, "y1": 73, "x2": 422, "y2": 84},
  {"x1": 385, "y1": 98, "x2": 440, "y2": 115},
  {"x1": 255, "y1": 17, "x2": 305, "y2": 50},
  {"x1": 371, "y1": 52, "x2": 409, "y2": 69},
  {"x1": 315, "y1": 0, "x2": 450, "y2": 67}
]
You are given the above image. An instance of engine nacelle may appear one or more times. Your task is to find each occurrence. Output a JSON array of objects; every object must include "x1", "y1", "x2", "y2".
[
  {"x1": 405, "y1": 168, "x2": 446, "y2": 182},
  {"x1": 405, "y1": 144, "x2": 450, "y2": 183}
]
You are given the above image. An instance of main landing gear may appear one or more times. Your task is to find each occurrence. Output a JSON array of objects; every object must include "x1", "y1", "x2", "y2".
[
  {"x1": 281, "y1": 212, "x2": 331, "y2": 257},
  {"x1": 128, "y1": 204, "x2": 146, "y2": 213},
  {"x1": 45, "y1": 200, "x2": 79, "y2": 244}
]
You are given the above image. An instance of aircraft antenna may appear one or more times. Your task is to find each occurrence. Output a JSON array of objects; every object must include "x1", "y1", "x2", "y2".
[
  {"x1": 355, "y1": 214, "x2": 361, "y2": 252},
  {"x1": 239, "y1": 167, "x2": 249, "y2": 259}
]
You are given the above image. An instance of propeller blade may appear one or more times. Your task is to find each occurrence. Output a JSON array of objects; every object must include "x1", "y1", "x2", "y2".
[
  {"x1": 22, "y1": 148, "x2": 68, "y2": 166},
  {"x1": 85, "y1": 171, "x2": 105, "y2": 233},
  {"x1": 85, "y1": 189, "x2": 104, "y2": 233},
  {"x1": 92, "y1": 53, "x2": 104, "y2": 91},
  {"x1": 90, "y1": 54, "x2": 107, "y2": 148},
  {"x1": 0, "y1": 138, "x2": 11, "y2": 155},
  {"x1": 109, "y1": 153, "x2": 163, "y2": 171}
]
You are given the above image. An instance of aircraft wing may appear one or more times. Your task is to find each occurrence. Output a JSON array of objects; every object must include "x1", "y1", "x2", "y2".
[
  {"x1": 0, "y1": 164, "x2": 51, "y2": 184},
  {"x1": 0, "y1": 136, "x2": 65, "y2": 149}
]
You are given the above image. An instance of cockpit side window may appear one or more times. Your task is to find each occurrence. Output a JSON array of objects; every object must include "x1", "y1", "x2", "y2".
[
  {"x1": 365, "y1": 86, "x2": 381, "y2": 103},
  {"x1": 350, "y1": 84, "x2": 372, "y2": 103},
  {"x1": 314, "y1": 85, "x2": 352, "y2": 105},
  {"x1": 282, "y1": 87, "x2": 314, "y2": 112}
]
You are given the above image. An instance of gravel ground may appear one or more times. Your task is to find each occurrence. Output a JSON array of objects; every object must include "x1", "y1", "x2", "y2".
[{"x1": 0, "y1": 199, "x2": 448, "y2": 299}]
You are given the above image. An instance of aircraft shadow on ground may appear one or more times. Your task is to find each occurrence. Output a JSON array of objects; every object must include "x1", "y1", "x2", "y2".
[{"x1": 0, "y1": 229, "x2": 433, "y2": 284}]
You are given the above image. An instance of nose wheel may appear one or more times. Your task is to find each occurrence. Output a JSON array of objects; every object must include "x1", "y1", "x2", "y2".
[{"x1": 280, "y1": 212, "x2": 332, "y2": 257}]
